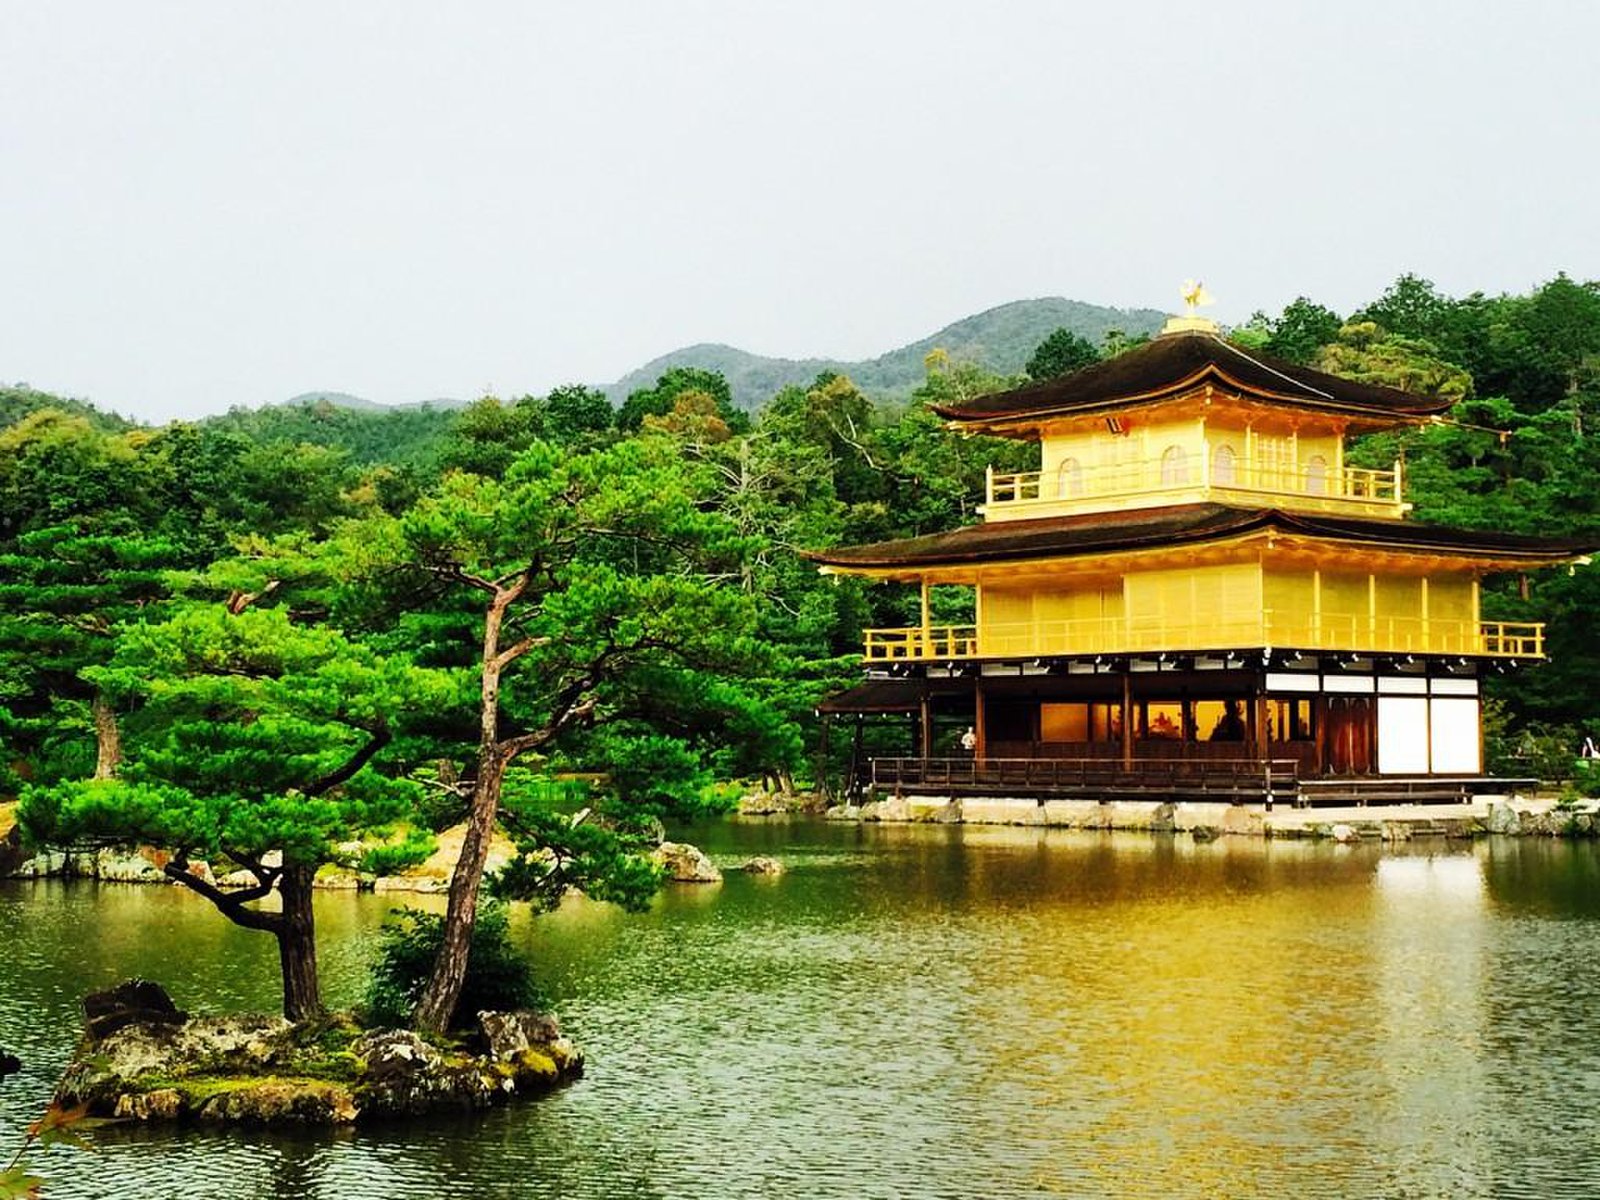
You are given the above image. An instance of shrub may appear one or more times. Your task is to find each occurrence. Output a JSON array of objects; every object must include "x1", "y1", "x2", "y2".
[
  {"x1": 357, "y1": 827, "x2": 437, "y2": 877},
  {"x1": 365, "y1": 902, "x2": 542, "y2": 1030}
]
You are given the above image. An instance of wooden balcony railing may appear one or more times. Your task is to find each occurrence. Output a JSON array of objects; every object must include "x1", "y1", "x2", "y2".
[
  {"x1": 984, "y1": 456, "x2": 1403, "y2": 516},
  {"x1": 869, "y1": 756, "x2": 1301, "y2": 802},
  {"x1": 862, "y1": 612, "x2": 1544, "y2": 662}
]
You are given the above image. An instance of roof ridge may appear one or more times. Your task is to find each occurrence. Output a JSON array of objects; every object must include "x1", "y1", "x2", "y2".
[{"x1": 1208, "y1": 335, "x2": 1336, "y2": 401}]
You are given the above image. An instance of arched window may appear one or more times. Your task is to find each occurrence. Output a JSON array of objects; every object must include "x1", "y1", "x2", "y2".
[
  {"x1": 1160, "y1": 445, "x2": 1188, "y2": 487},
  {"x1": 1211, "y1": 444, "x2": 1236, "y2": 486},
  {"x1": 1057, "y1": 457, "x2": 1084, "y2": 497},
  {"x1": 1305, "y1": 454, "x2": 1329, "y2": 495}
]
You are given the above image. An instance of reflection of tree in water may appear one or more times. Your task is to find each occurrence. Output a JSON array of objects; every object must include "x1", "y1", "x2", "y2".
[{"x1": 1480, "y1": 838, "x2": 1600, "y2": 917}]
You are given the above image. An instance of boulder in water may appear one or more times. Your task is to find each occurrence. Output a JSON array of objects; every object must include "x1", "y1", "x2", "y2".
[
  {"x1": 653, "y1": 841, "x2": 722, "y2": 883},
  {"x1": 478, "y1": 1011, "x2": 583, "y2": 1074},
  {"x1": 1484, "y1": 802, "x2": 1522, "y2": 835},
  {"x1": 742, "y1": 856, "x2": 784, "y2": 876}
]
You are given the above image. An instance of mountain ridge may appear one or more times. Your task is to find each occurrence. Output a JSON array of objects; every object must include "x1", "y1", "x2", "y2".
[
  {"x1": 256, "y1": 296, "x2": 1170, "y2": 414},
  {"x1": 601, "y1": 297, "x2": 1168, "y2": 409}
]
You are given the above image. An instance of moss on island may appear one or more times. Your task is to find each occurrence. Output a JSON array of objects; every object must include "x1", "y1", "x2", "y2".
[{"x1": 58, "y1": 983, "x2": 582, "y2": 1127}]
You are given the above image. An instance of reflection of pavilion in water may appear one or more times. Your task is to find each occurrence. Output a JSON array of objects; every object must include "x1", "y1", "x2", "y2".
[
  {"x1": 934, "y1": 835, "x2": 1496, "y2": 1194},
  {"x1": 811, "y1": 305, "x2": 1595, "y2": 805}
]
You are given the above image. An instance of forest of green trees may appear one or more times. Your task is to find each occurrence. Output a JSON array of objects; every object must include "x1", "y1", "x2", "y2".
[{"x1": 4, "y1": 271, "x2": 1600, "y2": 1021}]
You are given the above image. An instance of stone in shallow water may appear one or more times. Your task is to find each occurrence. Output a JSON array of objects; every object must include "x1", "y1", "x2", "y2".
[
  {"x1": 478, "y1": 1010, "x2": 561, "y2": 1058},
  {"x1": 742, "y1": 856, "x2": 784, "y2": 875},
  {"x1": 1484, "y1": 802, "x2": 1523, "y2": 835},
  {"x1": 653, "y1": 841, "x2": 722, "y2": 883}
]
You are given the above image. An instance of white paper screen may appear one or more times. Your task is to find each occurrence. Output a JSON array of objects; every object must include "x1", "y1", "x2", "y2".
[
  {"x1": 1429, "y1": 698, "x2": 1482, "y2": 774},
  {"x1": 1378, "y1": 697, "x2": 1430, "y2": 774}
]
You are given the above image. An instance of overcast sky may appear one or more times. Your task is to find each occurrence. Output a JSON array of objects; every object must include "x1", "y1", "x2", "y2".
[{"x1": 3, "y1": 1, "x2": 1597, "y2": 422}]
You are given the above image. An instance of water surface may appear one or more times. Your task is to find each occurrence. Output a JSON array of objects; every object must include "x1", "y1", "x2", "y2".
[{"x1": 3, "y1": 823, "x2": 1599, "y2": 1198}]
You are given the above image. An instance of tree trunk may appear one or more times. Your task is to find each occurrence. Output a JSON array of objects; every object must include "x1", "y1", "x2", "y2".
[
  {"x1": 92, "y1": 692, "x2": 121, "y2": 780},
  {"x1": 276, "y1": 863, "x2": 323, "y2": 1022},
  {"x1": 413, "y1": 585, "x2": 517, "y2": 1034},
  {"x1": 412, "y1": 751, "x2": 507, "y2": 1032}
]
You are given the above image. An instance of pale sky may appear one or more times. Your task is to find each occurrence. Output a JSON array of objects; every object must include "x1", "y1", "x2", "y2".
[{"x1": 4, "y1": 1, "x2": 1597, "y2": 422}]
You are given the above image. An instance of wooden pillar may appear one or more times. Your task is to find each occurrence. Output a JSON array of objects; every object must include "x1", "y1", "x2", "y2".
[
  {"x1": 818, "y1": 714, "x2": 832, "y2": 801},
  {"x1": 1313, "y1": 695, "x2": 1327, "y2": 777},
  {"x1": 918, "y1": 693, "x2": 932, "y2": 762},
  {"x1": 1253, "y1": 688, "x2": 1269, "y2": 765},
  {"x1": 1121, "y1": 669, "x2": 1134, "y2": 768},
  {"x1": 974, "y1": 678, "x2": 987, "y2": 761},
  {"x1": 920, "y1": 579, "x2": 932, "y2": 652},
  {"x1": 850, "y1": 715, "x2": 864, "y2": 797}
]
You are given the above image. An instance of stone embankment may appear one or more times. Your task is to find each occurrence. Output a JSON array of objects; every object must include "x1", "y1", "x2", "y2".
[
  {"x1": 0, "y1": 819, "x2": 522, "y2": 891},
  {"x1": 56, "y1": 980, "x2": 582, "y2": 1126},
  {"x1": 824, "y1": 794, "x2": 1597, "y2": 842},
  {"x1": 1, "y1": 806, "x2": 742, "y2": 888},
  {"x1": 736, "y1": 788, "x2": 827, "y2": 817}
]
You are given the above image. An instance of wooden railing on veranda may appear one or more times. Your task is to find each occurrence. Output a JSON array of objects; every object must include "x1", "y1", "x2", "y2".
[
  {"x1": 984, "y1": 456, "x2": 1403, "y2": 514},
  {"x1": 869, "y1": 756, "x2": 1301, "y2": 803},
  {"x1": 861, "y1": 613, "x2": 1544, "y2": 662}
]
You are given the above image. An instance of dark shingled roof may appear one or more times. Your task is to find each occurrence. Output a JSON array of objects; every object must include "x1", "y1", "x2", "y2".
[
  {"x1": 933, "y1": 331, "x2": 1453, "y2": 424},
  {"x1": 805, "y1": 503, "x2": 1597, "y2": 570},
  {"x1": 816, "y1": 679, "x2": 971, "y2": 713}
]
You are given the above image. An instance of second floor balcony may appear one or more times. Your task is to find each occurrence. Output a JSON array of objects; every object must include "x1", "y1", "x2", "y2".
[
  {"x1": 983, "y1": 452, "x2": 1406, "y2": 521},
  {"x1": 862, "y1": 613, "x2": 1544, "y2": 663}
]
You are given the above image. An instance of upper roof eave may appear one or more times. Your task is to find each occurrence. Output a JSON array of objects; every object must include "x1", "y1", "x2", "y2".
[
  {"x1": 802, "y1": 503, "x2": 1598, "y2": 573},
  {"x1": 931, "y1": 332, "x2": 1453, "y2": 427}
]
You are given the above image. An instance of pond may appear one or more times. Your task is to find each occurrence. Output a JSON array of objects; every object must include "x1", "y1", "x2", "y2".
[{"x1": 3, "y1": 822, "x2": 1600, "y2": 1198}]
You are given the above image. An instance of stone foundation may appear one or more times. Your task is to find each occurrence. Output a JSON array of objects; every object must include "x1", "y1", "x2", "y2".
[{"x1": 827, "y1": 795, "x2": 1590, "y2": 841}]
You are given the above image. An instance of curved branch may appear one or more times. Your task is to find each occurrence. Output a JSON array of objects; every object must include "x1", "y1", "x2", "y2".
[
  {"x1": 163, "y1": 864, "x2": 281, "y2": 933},
  {"x1": 303, "y1": 727, "x2": 392, "y2": 798}
]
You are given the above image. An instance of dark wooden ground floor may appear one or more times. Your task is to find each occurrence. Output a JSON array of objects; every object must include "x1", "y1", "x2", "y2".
[{"x1": 818, "y1": 654, "x2": 1501, "y2": 803}]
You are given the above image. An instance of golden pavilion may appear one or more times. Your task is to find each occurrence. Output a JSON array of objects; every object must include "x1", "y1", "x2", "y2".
[{"x1": 808, "y1": 306, "x2": 1593, "y2": 804}]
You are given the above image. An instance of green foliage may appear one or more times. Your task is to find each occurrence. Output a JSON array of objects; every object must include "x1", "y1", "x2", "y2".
[
  {"x1": 1317, "y1": 322, "x2": 1473, "y2": 403},
  {"x1": 539, "y1": 384, "x2": 615, "y2": 441},
  {"x1": 0, "y1": 384, "x2": 131, "y2": 434},
  {"x1": 201, "y1": 398, "x2": 456, "y2": 470},
  {"x1": 1488, "y1": 722, "x2": 1582, "y2": 785},
  {"x1": 437, "y1": 396, "x2": 543, "y2": 478},
  {"x1": 619, "y1": 367, "x2": 747, "y2": 434},
  {"x1": 365, "y1": 902, "x2": 541, "y2": 1030},
  {"x1": 1262, "y1": 297, "x2": 1343, "y2": 364},
  {"x1": 492, "y1": 781, "x2": 664, "y2": 914},
  {"x1": 1573, "y1": 761, "x2": 1600, "y2": 799},
  {"x1": 1025, "y1": 327, "x2": 1100, "y2": 381},
  {"x1": 357, "y1": 827, "x2": 438, "y2": 877},
  {"x1": 590, "y1": 731, "x2": 710, "y2": 817}
]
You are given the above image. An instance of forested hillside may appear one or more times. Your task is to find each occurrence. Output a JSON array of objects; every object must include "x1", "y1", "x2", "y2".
[
  {"x1": 4, "y1": 271, "x2": 1600, "y2": 851},
  {"x1": 603, "y1": 297, "x2": 1168, "y2": 409}
]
